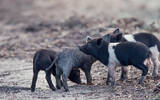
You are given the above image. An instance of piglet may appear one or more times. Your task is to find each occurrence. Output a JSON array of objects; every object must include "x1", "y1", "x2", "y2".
[
  {"x1": 79, "y1": 35, "x2": 151, "y2": 87},
  {"x1": 31, "y1": 49, "x2": 81, "y2": 92},
  {"x1": 46, "y1": 48, "x2": 96, "y2": 92},
  {"x1": 106, "y1": 28, "x2": 160, "y2": 77}
]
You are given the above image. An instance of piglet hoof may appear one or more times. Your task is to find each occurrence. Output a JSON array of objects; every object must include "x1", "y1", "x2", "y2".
[
  {"x1": 56, "y1": 85, "x2": 61, "y2": 89},
  {"x1": 153, "y1": 76, "x2": 160, "y2": 80},
  {"x1": 51, "y1": 87, "x2": 56, "y2": 91},
  {"x1": 138, "y1": 81, "x2": 142, "y2": 84},
  {"x1": 138, "y1": 76, "x2": 145, "y2": 84},
  {"x1": 31, "y1": 88, "x2": 35, "y2": 92},
  {"x1": 111, "y1": 82, "x2": 115, "y2": 88},
  {"x1": 106, "y1": 81, "x2": 109, "y2": 85},
  {"x1": 87, "y1": 82, "x2": 94, "y2": 85},
  {"x1": 138, "y1": 79, "x2": 143, "y2": 84},
  {"x1": 119, "y1": 78, "x2": 125, "y2": 82},
  {"x1": 152, "y1": 72, "x2": 158, "y2": 77},
  {"x1": 64, "y1": 89, "x2": 69, "y2": 92},
  {"x1": 152, "y1": 74, "x2": 159, "y2": 79}
]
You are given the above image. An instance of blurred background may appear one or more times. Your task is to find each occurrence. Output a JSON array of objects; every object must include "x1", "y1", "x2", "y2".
[
  {"x1": 0, "y1": 0, "x2": 160, "y2": 99},
  {"x1": 0, "y1": 0, "x2": 160, "y2": 60}
]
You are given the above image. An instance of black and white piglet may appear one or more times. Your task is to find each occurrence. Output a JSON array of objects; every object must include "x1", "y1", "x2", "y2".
[
  {"x1": 107, "y1": 29, "x2": 160, "y2": 77},
  {"x1": 79, "y1": 36, "x2": 151, "y2": 87},
  {"x1": 31, "y1": 49, "x2": 81, "y2": 92}
]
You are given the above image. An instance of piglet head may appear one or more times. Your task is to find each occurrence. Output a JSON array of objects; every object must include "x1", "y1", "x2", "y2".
[
  {"x1": 79, "y1": 36, "x2": 110, "y2": 58},
  {"x1": 103, "y1": 28, "x2": 123, "y2": 43}
]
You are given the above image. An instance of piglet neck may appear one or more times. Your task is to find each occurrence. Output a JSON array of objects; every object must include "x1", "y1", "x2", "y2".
[
  {"x1": 90, "y1": 56, "x2": 97, "y2": 63},
  {"x1": 95, "y1": 43, "x2": 109, "y2": 66}
]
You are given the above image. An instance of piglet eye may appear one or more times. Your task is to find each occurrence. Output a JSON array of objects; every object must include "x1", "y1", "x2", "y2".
[{"x1": 87, "y1": 43, "x2": 92, "y2": 47}]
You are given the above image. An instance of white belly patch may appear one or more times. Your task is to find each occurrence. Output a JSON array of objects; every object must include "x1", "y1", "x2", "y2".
[
  {"x1": 108, "y1": 43, "x2": 120, "y2": 67},
  {"x1": 124, "y1": 34, "x2": 136, "y2": 42},
  {"x1": 150, "y1": 45, "x2": 159, "y2": 57}
]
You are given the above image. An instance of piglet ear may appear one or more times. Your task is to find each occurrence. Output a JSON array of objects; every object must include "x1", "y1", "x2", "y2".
[
  {"x1": 97, "y1": 38, "x2": 103, "y2": 47},
  {"x1": 103, "y1": 34, "x2": 111, "y2": 43},
  {"x1": 86, "y1": 36, "x2": 92, "y2": 43},
  {"x1": 116, "y1": 33, "x2": 123, "y2": 40},
  {"x1": 113, "y1": 28, "x2": 120, "y2": 34}
]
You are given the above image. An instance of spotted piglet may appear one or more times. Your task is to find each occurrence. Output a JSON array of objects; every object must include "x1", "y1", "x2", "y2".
[
  {"x1": 79, "y1": 36, "x2": 151, "y2": 87},
  {"x1": 106, "y1": 28, "x2": 160, "y2": 77}
]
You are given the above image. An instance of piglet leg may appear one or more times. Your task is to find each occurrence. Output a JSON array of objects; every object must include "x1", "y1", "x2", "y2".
[
  {"x1": 31, "y1": 70, "x2": 39, "y2": 92},
  {"x1": 45, "y1": 70, "x2": 56, "y2": 91},
  {"x1": 136, "y1": 64, "x2": 148, "y2": 84},
  {"x1": 108, "y1": 66, "x2": 116, "y2": 87},
  {"x1": 82, "y1": 65, "x2": 93, "y2": 85},
  {"x1": 120, "y1": 67, "x2": 128, "y2": 81}
]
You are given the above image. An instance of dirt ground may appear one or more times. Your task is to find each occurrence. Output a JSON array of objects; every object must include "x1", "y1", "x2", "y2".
[{"x1": 0, "y1": 0, "x2": 160, "y2": 100}]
